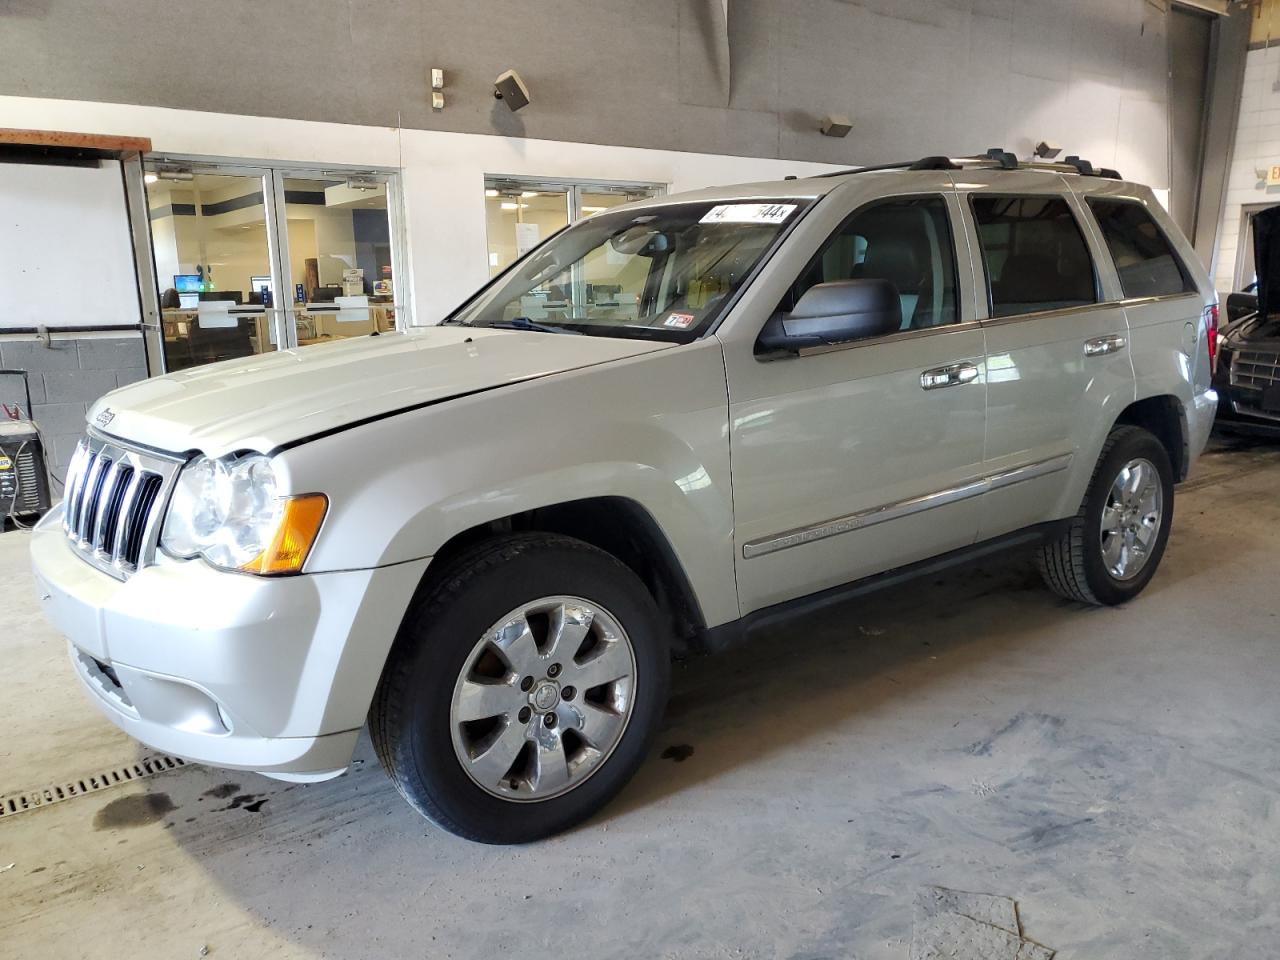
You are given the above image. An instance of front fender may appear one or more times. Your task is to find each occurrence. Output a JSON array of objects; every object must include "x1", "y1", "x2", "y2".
[{"x1": 278, "y1": 341, "x2": 740, "y2": 629}]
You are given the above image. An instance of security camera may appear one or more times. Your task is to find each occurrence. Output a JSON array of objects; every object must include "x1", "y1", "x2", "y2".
[
  {"x1": 493, "y1": 70, "x2": 531, "y2": 112},
  {"x1": 1034, "y1": 140, "x2": 1062, "y2": 159}
]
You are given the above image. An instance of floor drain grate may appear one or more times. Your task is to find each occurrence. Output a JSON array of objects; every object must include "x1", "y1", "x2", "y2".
[{"x1": 0, "y1": 755, "x2": 188, "y2": 819}]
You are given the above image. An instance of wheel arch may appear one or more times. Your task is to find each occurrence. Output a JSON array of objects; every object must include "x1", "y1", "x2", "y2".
[
  {"x1": 1113, "y1": 393, "x2": 1189, "y2": 481},
  {"x1": 407, "y1": 496, "x2": 709, "y2": 654}
]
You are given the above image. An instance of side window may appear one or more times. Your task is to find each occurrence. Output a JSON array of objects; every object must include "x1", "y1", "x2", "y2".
[
  {"x1": 971, "y1": 196, "x2": 1098, "y2": 318},
  {"x1": 789, "y1": 196, "x2": 959, "y2": 331},
  {"x1": 1087, "y1": 199, "x2": 1197, "y2": 299}
]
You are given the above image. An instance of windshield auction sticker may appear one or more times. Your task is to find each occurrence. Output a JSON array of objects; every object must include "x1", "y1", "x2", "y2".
[
  {"x1": 663, "y1": 312, "x2": 697, "y2": 329},
  {"x1": 700, "y1": 203, "x2": 798, "y2": 225}
]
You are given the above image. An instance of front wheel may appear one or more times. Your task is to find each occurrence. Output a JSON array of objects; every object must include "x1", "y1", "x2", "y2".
[
  {"x1": 369, "y1": 533, "x2": 670, "y2": 843},
  {"x1": 1037, "y1": 425, "x2": 1174, "y2": 606}
]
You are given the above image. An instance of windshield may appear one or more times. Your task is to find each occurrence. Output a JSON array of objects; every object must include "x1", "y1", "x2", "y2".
[{"x1": 447, "y1": 199, "x2": 811, "y2": 342}]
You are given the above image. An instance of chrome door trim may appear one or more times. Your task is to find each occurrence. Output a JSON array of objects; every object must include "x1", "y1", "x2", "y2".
[
  {"x1": 977, "y1": 301, "x2": 1115, "y2": 328},
  {"x1": 741, "y1": 453, "x2": 1073, "y2": 559},
  {"x1": 785, "y1": 320, "x2": 985, "y2": 361},
  {"x1": 1115, "y1": 292, "x2": 1201, "y2": 308}
]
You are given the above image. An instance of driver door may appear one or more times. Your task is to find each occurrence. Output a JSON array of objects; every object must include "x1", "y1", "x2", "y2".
[{"x1": 722, "y1": 192, "x2": 988, "y2": 613}]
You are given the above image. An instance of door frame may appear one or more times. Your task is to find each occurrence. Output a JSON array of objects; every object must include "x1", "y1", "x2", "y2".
[{"x1": 138, "y1": 154, "x2": 410, "y2": 372}]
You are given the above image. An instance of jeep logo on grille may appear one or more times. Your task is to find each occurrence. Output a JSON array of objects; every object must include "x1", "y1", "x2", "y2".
[{"x1": 94, "y1": 408, "x2": 115, "y2": 428}]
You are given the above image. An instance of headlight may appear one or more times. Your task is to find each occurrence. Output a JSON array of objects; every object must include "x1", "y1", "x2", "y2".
[{"x1": 161, "y1": 454, "x2": 327, "y2": 575}]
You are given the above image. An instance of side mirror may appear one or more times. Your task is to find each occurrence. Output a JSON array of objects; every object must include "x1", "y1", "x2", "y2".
[{"x1": 757, "y1": 279, "x2": 902, "y2": 353}]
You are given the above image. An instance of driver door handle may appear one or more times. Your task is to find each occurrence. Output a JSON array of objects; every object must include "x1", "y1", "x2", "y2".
[{"x1": 921, "y1": 362, "x2": 979, "y2": 390}]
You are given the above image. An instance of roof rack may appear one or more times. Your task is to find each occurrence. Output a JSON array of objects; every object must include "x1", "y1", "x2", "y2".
[{"x1": 811, "y1": 147, "x2": 1122, "y2": 181}]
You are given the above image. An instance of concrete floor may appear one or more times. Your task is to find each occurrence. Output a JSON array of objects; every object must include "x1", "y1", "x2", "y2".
[{"x1": 2, "y1": 437, "x2": 1279, "y2": 960}]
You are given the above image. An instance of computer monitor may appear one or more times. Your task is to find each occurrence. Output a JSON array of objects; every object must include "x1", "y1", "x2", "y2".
[
  {"x1": 250, "y1": 275, "x2": 273, "y2": 296},
  {"x1": 197, "y1": 290, "x2": 242, "y2": 304},
  {"x1": 174, "y1": 274, "x2": 202, "y2": 294},
  {"x1": 178, "y1": 293, "x2": 199, "y2": 309},
  {"x1": 309, "y1": 285, "x2": 342, "y2": 303}
]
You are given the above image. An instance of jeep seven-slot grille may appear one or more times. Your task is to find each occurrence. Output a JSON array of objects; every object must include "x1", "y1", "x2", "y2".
[
  {"x1": 1230, "y1": 349, "x2": 1280, "y2": 390},
  {"x1": 62, "y1": 435, "x2": 178, "y2": 580}
]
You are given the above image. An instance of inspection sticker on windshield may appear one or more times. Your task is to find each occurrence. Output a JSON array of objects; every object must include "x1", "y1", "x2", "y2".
[
  {"x1": 664, "y1": 312, "x2": 697, "y2": 329},
  {"x1": 700, "y1": 203, "x2": 797, "y2": 225}
]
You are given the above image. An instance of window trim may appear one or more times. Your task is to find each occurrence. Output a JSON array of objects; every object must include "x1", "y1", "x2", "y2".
[
  {"x1": 760, "y1": 192, "x2": 965, "y2": 355},
  {"x1": 1083, "y1": 196, "x2": 1198, "y2": 300},
  {"x1": 967, "y1": 193, "x2": 1103, "y2": 320}
]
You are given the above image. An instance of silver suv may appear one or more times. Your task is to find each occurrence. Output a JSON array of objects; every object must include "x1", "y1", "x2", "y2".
[{"x1": 32, "y1": 151, "x2": 1218, "y2": 843}]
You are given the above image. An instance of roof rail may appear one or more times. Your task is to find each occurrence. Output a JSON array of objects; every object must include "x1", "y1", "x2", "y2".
[{"x1": 811, "y1": 148, "x2": 1122, "y2": 181}]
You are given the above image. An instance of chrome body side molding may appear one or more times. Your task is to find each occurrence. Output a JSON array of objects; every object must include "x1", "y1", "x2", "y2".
[{"x1": 742, "y1": 453, "x2": 1073, "y2": 559}]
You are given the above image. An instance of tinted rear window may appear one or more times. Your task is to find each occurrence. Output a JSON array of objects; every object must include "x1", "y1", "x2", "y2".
[
  {"x1": 972, "y1": 196, "x2": 1098, "y2": 318},
  {"x1": 1087, "y1": 199, "x2": 1197, "y2": 299}
]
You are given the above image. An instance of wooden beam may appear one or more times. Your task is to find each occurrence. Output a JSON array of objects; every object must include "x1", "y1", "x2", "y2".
[{"x1": 0, "y1": 128, "x2": 151, "y2": 154}]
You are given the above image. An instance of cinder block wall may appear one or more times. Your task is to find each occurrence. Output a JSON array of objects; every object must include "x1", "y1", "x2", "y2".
[{"x1": 0, "y1": 334, "x2": 147, "y2": 494}]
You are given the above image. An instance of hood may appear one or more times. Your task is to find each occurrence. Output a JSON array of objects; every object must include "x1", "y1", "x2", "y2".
[
  {"x1": 89, "y1": 327, "x2": 674, "y2": 457},
  {"x1": 1252, "y1": 205, "x2": 1280, "y2": 323}
]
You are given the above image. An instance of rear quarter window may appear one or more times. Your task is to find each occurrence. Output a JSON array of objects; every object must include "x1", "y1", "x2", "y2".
[{"x1": 1086, "y1": 199, "x2": 1197, "y2": 299}]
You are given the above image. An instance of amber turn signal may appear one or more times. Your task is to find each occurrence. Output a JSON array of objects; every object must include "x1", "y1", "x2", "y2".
[{"x1": 239, "y1": 494, "x2": 329, "y2": 575}]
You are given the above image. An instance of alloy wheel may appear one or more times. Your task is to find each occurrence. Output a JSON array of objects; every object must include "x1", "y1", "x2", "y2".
[
  {"x1": 449, "y1": 596, "x2": 637, "y2": 802},
  {"x1": 1099, "y1": 457, "x2": 1163, "y2": 581}
]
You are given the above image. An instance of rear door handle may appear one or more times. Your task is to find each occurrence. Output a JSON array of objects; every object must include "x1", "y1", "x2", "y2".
[
  {"x1": 920, "y1": 362, "x2": 980, "y2": 390},
  {"x1": 1084, "y1": 334, "x2": 1127, "y2": 357}
]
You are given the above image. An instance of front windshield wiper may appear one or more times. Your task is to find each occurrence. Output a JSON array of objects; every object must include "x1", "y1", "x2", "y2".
[{"x1": 482, "y1": 317, "x2": 579, "y2": 335}]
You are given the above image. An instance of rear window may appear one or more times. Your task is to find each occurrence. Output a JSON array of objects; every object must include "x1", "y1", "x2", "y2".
[
  {"x1": 1087, "y1": 199, "x2": 1197, "y2": 299},
  {"x1": 971, "y1": 196, "x2": 1098, "y2": 318}
]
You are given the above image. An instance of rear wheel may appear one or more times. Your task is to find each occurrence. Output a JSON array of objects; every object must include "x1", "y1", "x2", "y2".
[
  {"x1": 1037, "y1": 425, "x2": 1174, "y2": 605},
  {"x1": 370, "y1": 533, "x2": 669, "y2": 843}
]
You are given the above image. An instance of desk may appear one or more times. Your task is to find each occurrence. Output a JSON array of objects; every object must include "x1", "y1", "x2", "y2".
[{"x1": 160, "y1": 305, "x2": 397, "y2": 367}]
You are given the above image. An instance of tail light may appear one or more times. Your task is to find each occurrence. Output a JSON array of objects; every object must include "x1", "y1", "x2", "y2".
[{"x1": 1205, "y1": 303, "x2": 1219, "y2": 372}]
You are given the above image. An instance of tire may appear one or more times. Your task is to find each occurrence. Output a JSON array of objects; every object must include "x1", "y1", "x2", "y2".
[
  {"x1": 1037, "y1": 425, "x2": 1174, "y2": 606},
  {"x1": 370, "y1": 533, "x2": 670, "y2": 843}
]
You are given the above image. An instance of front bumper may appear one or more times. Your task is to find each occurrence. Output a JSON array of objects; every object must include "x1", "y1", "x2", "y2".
[
  {"x1": 1211, "y1": 381, "x2": 1280, "y2": 438},
  {"x1": 30, "y1": 505, "x2": 429, "y2": 780}
]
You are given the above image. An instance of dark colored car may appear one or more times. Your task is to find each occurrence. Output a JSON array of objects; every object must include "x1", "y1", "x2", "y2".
[{"x1": 1215, "y1": 206, "x2": 1280, "y2": 437}]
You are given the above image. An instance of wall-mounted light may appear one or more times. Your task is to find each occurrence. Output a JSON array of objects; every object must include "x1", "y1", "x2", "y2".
[
  {"x1": 143, "y1": 173, "x2": 158, "y2": 184},
  {"x1": 1034, "y1": 140, "x2": 1062, "y2": 159},
  {"x1": 820, "y1": 115, "x2": 852, "y2": 138}
]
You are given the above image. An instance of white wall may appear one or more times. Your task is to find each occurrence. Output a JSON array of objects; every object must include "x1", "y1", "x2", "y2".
[
  {"x1": 1214, "y1": 46, "x2": 1280, "y2": 294},
  {"x1": 0, "y1": 96, "x2": 840, "y2": 325}
]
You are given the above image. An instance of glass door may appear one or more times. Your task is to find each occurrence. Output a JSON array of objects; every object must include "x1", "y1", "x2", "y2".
[
  {"x1": 484, "y1": 180, "x2": 572, "y2": 278},
  {"x1": 143, "y1": 165, "x2": 287, "y2": 372},
  {"x1": 273, "y1": 172, "x2": 404, "y2": 345},
  {"x1": 144, "y1": 161, "x2": 407, "y2": 371}
]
